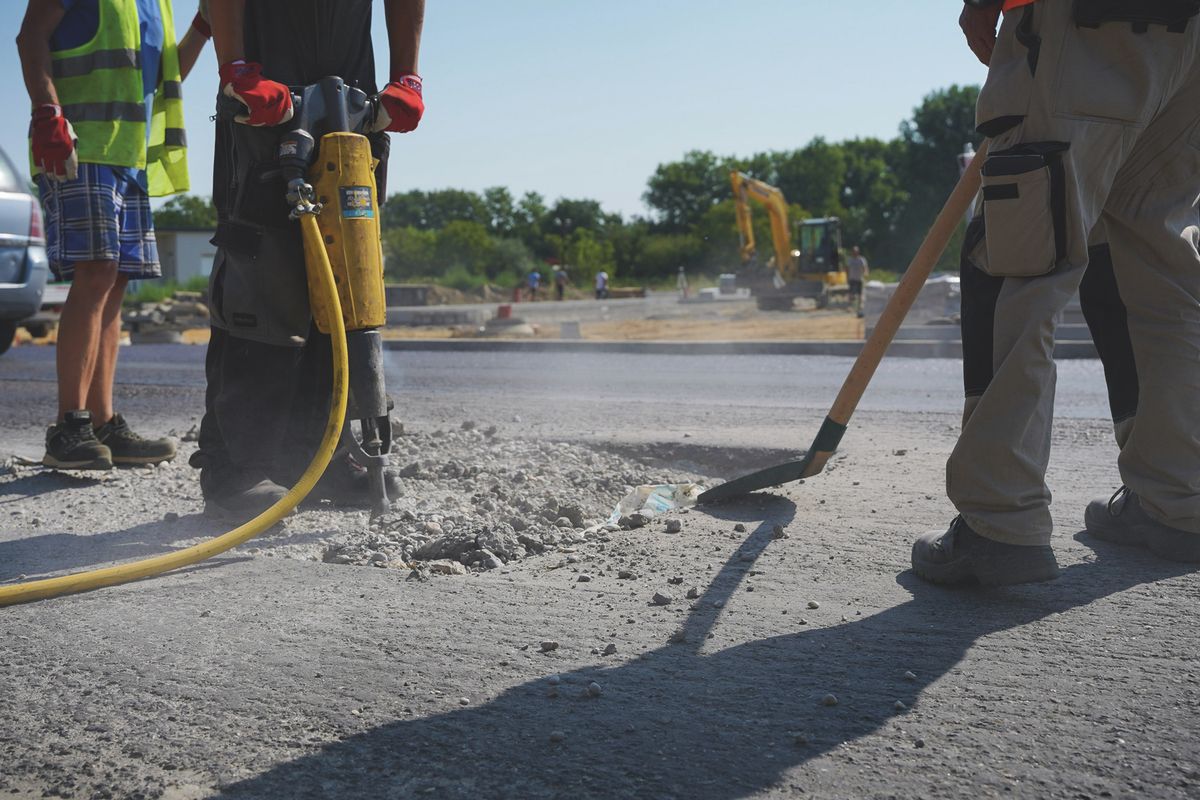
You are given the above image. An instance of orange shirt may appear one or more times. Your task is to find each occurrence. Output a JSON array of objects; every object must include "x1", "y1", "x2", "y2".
[{"x1": 1003, "y1": 0, "x2": 1037, "y2": 9}]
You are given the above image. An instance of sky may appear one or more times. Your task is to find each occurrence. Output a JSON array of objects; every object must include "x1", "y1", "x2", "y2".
[{"x1": 0, "y1": 1, "x2": 988, "y2": 218}]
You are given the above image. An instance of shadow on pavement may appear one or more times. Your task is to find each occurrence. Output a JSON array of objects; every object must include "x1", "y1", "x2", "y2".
[
  {"x1": 0, "y1": 468, "x2": 107, "y2": 505},
  {"x1": 216, "y1": 499, "x2": 1193, "y2": 799}
]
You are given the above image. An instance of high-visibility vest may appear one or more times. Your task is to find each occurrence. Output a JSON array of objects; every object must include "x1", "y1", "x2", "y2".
[
  {"x1": 1004, "y1": 0, "x2": 1038, "y2": 10},
  {"x1": 42, "y1": 0, "x2": 189, "y2": 197}
]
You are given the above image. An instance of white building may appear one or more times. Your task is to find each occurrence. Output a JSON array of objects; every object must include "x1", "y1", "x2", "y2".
[{"x1": 156, "y1": 228, "x2": 217, "y2": 285}]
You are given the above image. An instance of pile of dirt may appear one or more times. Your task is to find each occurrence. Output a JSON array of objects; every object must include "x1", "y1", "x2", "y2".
[{"x1": 305, "y1": 422, "x2": 705, "y2": 573}]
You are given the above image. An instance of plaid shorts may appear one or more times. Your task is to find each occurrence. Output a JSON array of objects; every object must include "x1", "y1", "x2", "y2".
[{"x1": 36, "y1": 163, "x2": 161, "y2": 282}]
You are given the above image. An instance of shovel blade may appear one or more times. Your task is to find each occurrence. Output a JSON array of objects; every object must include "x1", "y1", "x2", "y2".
[{"x1": 697, "y1": 452, "x2": 815, "y2": 504}]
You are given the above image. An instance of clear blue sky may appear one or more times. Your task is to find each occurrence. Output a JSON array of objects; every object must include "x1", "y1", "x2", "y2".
[{"x1": 0, "y1": 1, "x2": 987, "y2": 218}]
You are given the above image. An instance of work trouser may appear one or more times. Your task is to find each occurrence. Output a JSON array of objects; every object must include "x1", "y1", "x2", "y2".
[
  {"x1": 962, "y1": 231, "x2": 1139, "y2": 447},
  {"x1": 948, "y1": 0, "x2": 1200, "y2": 545}
]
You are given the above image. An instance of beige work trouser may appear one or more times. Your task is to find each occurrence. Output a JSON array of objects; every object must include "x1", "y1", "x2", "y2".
[{"x1": 948, "y1": 0, "x2": 1200, "y2": 546}]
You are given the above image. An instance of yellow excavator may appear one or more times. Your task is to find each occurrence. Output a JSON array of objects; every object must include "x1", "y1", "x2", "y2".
[{"x1": 730, "y1": 171, "x2": 849, "y2": 310}]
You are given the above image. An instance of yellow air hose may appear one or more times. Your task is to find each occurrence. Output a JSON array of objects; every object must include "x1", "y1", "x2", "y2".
[{"x1": 0, "y1": 214, "x2": 348, "y2": 607}]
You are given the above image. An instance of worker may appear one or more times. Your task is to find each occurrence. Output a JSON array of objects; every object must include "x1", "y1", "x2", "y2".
[
  {"x1": 594, "y1": 270, "x2": 609, "y2": 300},
  {"x1": 17, "y1": 0, "x2": 201, "y2": 471},
  {"x1": 676, "y1": 266, "x2": 689, "y2": 299},
  {"x1": 913, "y1": 0, "x2": 1200, "y2": 585},
  {"x1": 554, "y1": 266, "x2": 569, "y2": 301},
  {"x1": 191, "y1": 0, "x2": 425, "y2": 520},
  {"x1": 845, "y1": 246, "x2": 869, "y2": 317},
  {"x1": 527, "y1": 269, "x2": 541, "y2": 301}
]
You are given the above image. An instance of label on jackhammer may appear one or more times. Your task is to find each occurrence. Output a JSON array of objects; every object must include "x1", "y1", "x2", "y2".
[{"x1": 340, "y1": 186, "x2": 375, "y2": 218}]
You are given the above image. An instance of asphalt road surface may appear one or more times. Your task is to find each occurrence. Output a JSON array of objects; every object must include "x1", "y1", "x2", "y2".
[{"x1": 3, "y1": 344, "x2": 1198, "y2": 800}]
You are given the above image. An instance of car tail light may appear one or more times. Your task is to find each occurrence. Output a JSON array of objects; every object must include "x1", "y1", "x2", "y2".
[{"x1": 28, "y1": 197, "x2": 44, "y2": 244}]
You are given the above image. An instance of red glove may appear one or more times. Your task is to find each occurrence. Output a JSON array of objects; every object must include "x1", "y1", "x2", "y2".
[
  {"x1": 30, "y1": 105, "x2": 78, "y2": 181},
  {"x1": 218, "y1": 61, "x2": 294, "y2": 127},
  {"x1": 375, "y1": 75, "x2": 424, "y2": 133}
]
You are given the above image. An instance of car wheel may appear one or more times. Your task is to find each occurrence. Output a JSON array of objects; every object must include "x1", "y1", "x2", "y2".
[
  {"x1": 21, "y1": 320, "x2": 49, "y2": 339},
  {"x1": 0, "y1": 320, "x2": 16, "y2": 356}
]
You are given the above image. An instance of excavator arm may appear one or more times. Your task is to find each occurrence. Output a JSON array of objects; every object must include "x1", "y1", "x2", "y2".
[{"x1": 729, "y1": 171, "x2": 796, "y2": 281}]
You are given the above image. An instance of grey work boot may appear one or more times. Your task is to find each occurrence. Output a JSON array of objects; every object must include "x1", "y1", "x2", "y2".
[
  {"x1": 200, "y1": 467, "x2": 289, "y2": 523},
  {"x1": 912, "y1": 516, "x2": 1060, "y2": 586},
  {"x1": 43, "y1": 410, "x2": 113, "y2": 471},
  {"x1": 1085, "y1": 487, "x2": 1200, "y2": 563}
]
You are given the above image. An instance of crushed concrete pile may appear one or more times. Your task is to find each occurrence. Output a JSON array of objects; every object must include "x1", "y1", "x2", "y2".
[{"x1": 306, "y1": 422, "x2": 704, "y2": 572}]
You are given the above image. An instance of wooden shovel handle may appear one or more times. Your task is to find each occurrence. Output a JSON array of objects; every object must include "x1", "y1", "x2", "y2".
[{"x1": 828, "y1": 140, "x2": 989, "y2": 425}]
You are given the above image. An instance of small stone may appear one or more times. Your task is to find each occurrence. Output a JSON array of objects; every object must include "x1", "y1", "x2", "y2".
[
  {"x1": 664, "y1": 518, "x2": 682, "y2": 534},
  {"x1": 428, "y1": 560, "x2": 467, "y2": 576},
  {"x1": 199, "y1": 610, "x2": 211, "y2": 618},
  {"x1": 893, "y1": 449, "x2": 907, "y2": 456},
  {"x1": 799, "y1": 618, "x2": 808, "y2": 625},
  {"x1": 602, "y1": 643, "x2": 617, "y2": 656},
  {"x1": 894, "y1": 700, "x2": 907, "y2": 711},
  {"x1": 667, "y1": 576, "x2": 683, "y2": 585},
  {"x1": 548, "y1": 674, "x2": 561, "y2": 686},
  {"x1": 617, "y1": 569, "x2": 637, "y2": 580},
  {"x1": 458, "y1": 697, "x2": 470, "y2": 706},
  {"x1": 734, "y1": 523, "x2": 746, "y2": 533},
  {"x1": 164, "y1": 512, "x2": 179, "y2": 523},
  {"x1": 548, "y1": 731, "x2": 565, "y2": 744},
  {"x1": 807, "y1": 600, "x2": 820, "y2": 610},
  {"x1": 793, "y1": 733, "x2": 809, "y2": 747},
  {"x1": 771, "y1": 524, "x2": 787, "y2": 540},
  {"x1": 651, "y1": 592, "x2": 673, "y2": 606},
  {"x1": 685, "y1": 587, "x2": 700, "y2": 599},
  {"x1": 914, "y1": 738, "x2": 926, "y2": 749},
  {"x1": 668, "y1": 629, "x2": 689, "y2": 644},
  {"x1": 821, "y1": 694, "x2": 838, "y2": 707},
  {"x1": 577, "y1": 573, "x2": 593, "y2": 583},
  {"x1": 461, "y1": 420, "x2": 477, "y2": 431},
  {"x1": 587, "y1": 682, "x2": 602, "y2": 697},
  {"x1": 540, "y1": 641, "x2": 559, "y2": 653},
  {"x1": 555, "y1": 517, "x2": 573, "y2": 528},
  {"x1": 423, "y1": 521, "x2": 443, "y2": 536},
  {"x1": 904, "y1": 671, "x2": 917, "y2": 681}
]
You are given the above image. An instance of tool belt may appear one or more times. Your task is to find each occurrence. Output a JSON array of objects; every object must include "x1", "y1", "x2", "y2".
[{"x1": 1074, "y1": 0, "x2": 1200, "y2": 32}]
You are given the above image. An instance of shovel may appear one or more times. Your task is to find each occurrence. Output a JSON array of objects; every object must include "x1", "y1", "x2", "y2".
[{"x1": 699, "y1": 140, "x2": 989, "y2": 504}]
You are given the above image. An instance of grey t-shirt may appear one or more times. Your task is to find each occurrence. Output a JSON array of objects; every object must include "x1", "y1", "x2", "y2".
[{"x1": 846, "y1": 256, "x2": 869, "y2": 281}]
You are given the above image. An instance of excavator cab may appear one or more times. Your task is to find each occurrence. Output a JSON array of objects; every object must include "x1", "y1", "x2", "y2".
[{"x1": 797, "y1": 218, "x2": 843, "y2": 276}]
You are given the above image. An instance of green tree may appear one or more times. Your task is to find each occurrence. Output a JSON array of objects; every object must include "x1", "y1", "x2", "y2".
[
  {"x1": 383, "y1": 189, "x2": 488, "y2": 230},
  {"x1": 643, "y1": 150, "x2": 730, "y2": 233},
  {"x1": 382, "y1": 226, "x2": 437, "y2": 281},
  {"x1": 154, "y1": 195, "x2": 216, "y2": 229},
  {"x1": 434, "y1": 220, "x2": 495, "y2": 277},
  {"x1": 483, "y1": 186, "x2": 518, "y2": 237},
  {"x1": 770, "y1": 139, "x2": 847, "y2": 219}
]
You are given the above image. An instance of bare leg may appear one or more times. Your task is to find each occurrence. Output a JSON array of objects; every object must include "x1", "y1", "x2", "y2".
[
  {"x1": 56, "y1": 261, "x2": 118, "y2": 421},
  {"x1": 86, "y1": 273, "x2": 128, "y2": 425}
]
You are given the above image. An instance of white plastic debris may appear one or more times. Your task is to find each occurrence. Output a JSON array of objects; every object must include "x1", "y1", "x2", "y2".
[{"x1": 609, "y1": 483, "x2": 705, "y2": 523}]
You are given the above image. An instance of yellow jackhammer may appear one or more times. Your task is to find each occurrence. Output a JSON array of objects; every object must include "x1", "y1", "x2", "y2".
[{"x1": 276, "y1": 77, "x2": 394, "y2": 517}]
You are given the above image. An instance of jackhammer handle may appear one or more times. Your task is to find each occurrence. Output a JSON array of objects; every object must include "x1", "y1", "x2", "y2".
[
  {"x1": 828, "y1": 139, "x2": 989, "y2": 424},
  {"x1": 215, "y1": 92, "x2": 303, "y2": 123}
]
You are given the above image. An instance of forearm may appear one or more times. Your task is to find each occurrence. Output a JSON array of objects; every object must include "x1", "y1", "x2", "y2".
[
  {"x1": 177, "y1": 27, "x2": 207, "y2": 80},
  {"x1": 385, "y1": 0, "x2": 424, "y2": 77},
  {"x1": 16, "y1": 3, "x2": 66, "y2": 107},
  {"x1": 209, "y1": 0, "x2": 245, "y2": 64}
]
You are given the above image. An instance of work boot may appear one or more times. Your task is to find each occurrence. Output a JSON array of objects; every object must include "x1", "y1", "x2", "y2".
[
  {"x1": 43, "y1": 410, "x2": 112, "y2": 470},
  {"x1": 94, "y1": 412, "x2": 177, "y2": 465},
  {"x1": 1085, "y1": 487, "x2": 1200, "y2": 563},
  {"x1": 911, "y1": 516, "x2": 1060, "y2": 586},
  {"x1": 303, "y1": 454, "x2": 402, "y2": 508},
  {"x1": 200, "y1": 467, "x2": 289, "y2": 523}
]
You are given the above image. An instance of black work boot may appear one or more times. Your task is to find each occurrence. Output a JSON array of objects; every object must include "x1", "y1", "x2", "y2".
[
  {"x1": 912, "y1": 516, "x2": 1060, "y2": 586},
  {"x1": 303, "y1": 454, "x2": 402, "y2": 508},
  {"x1": 199, "y1": 466, "x2": 288, "y2": 523},
  {"x1": 94, "y1": 412, "x2": 177, "y2": 465},
  {"x1": 43, "y1": 410, "x2": 113, "y2": 470},
  {"x1": 1085, "y1": 487, "x2": 1200, "y2": 563}
]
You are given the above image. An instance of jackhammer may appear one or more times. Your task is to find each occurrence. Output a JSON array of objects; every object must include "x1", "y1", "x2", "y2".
[{"x1": 234, "y1": 76, "x2": 395, "y2": 516}]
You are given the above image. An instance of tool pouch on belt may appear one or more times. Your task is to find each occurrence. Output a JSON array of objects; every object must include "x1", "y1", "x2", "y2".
[
  {"x1": 1073, "y1": 0, "x2": 1200, "y2": 31},
  {"x1": 977, "y1": 142, "x2": 1070, "y2": 278}
]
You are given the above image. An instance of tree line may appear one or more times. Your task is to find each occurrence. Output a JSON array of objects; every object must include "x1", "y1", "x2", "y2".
[{"x1": 155, "y1": 85, "x2": 981, "y2": 288}]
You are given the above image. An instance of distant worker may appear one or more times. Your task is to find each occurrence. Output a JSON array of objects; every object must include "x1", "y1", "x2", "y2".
[
  {"x1": 554, "y1": 266, "x2": 568, "y2": 301},
  {"x1": 17, "y1": 0, "x2": 203, "y2": 470},
  {"x1": 912, "y1": 0, "x2": 1200, "y2": 586},
  {"x1": 676, "y1": 266, "x2": 689, "y2": 299},
  {"x1": 594, "y1": 270, "x2": 609, "y2": 300},
  {"x1": 845, "y1": 246, "x2": 869, "y2": 317},
  {"x1": 527, "y1": 269, "x2": 541, "y2": 301}
]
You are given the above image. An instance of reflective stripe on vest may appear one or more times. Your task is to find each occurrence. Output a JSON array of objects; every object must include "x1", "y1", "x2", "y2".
[{"x1": 42, "y1": 0, "x2": 189, "y2": 197}]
